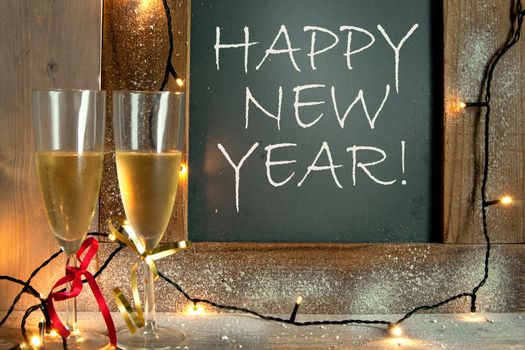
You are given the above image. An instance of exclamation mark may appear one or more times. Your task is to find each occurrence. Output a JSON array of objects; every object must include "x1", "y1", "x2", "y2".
[{"x1": 401, "y1": 141, "x2": 406, "y2": 185}]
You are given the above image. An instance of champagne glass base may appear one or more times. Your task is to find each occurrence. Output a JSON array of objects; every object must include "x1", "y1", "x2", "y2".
[
  {"x1": 44, "y1": 331, "x2": 109, "y2": 350},
  {"x1": 117, "y1": 326, "x2": 185, "y2": 350}
]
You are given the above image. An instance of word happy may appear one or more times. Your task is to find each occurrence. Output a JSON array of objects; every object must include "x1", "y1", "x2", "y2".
[{"x1": 214, "y1": 23, "x2": 418, "y2": 212}]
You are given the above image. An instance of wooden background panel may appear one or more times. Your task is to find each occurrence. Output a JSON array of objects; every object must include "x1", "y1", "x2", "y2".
[
  {"x1": 0, "y1": 0, "x2": 102, "y2": 310},
  {"x1": 443, "y1": 0, "x2": 525, "y2": 243},
  {"x1": 100, "y1": 0, "x2": 189, "y2": 242}
]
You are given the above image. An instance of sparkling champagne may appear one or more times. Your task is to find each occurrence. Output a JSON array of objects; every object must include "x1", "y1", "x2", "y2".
[
  {"x1": 116, "y1": 151, "x2": 182, "y2": 250},
  {"x1": 35, "y1": 152, "x2": 103, "y2": 254}
]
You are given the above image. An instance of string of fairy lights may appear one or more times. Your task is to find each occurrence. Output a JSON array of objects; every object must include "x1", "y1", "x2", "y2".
[{"x1": 0, "y1": 0, "x2": 523, "y2": 348}]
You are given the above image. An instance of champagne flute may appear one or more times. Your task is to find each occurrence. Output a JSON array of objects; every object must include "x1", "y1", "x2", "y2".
[
  {"x1": 113, "y1": 91, "x2": 185, "y2": 349},
  {"x1": 32, "y1": 89, "x2": 108, "y2": 349}
]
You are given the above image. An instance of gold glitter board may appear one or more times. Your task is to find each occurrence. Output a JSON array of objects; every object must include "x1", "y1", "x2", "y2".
[{"x1": 100, "y1": 0, "x2": 189, "y2": 242}]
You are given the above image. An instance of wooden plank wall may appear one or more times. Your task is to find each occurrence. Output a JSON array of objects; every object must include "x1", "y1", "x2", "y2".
[
  {"x1": 0, "y1": 0, "x2": 102, "y2": 310},
  {"x1": 443, "y1": 0, "x2": 525, "y2": 243},
  {"x1": 0, "y1": 0, "x2": 523, "y2": 315}
]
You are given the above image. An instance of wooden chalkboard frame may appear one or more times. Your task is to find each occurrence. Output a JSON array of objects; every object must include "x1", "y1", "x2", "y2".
[
  {"x1": 95, "y1": 0, "x2": 525, "y2": 313},
  {"x1": 99, "y1": 0, "x2": 525, "y2": 245}
]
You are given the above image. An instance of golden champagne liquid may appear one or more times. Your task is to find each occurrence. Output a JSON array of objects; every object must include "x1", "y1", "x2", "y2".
[
  {"x1": 35, "y1": 152, "x2": 103, "y2": 254},
  {"x1": 116, "y1": 151, "x2": 182, "y2": 250}
]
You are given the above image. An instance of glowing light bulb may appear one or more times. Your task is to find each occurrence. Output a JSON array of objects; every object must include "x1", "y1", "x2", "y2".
[
  {"x1": 180, "y1": 163, "x2": 188, "y2": 176},
  {"x1": 185, "y1": 302, "x2": 207, "y2": 315},
  {"x1": 30, "y1": 335, "x2": 42, "y2": 348},
  {"x1": 389, "y1": 325, "x2": 403, "y2": 337},
  {"x1": 289, "y1": 296, "x2": 303, "y2": 321},
  {"x1": 484, "y1": 195, "x2": 514, "y2": 208},
  {"x1": 500, "y1": 196, "x2": 512, "y2": 205},
  {"x1": 446, "y1": 97, "x2": 467, "y2": 115},
  {"x1": 48, "y1": 329, "x2": 59, "y2": 337},
  {"x1": 176, "y1": 78, "x2": 185, "y2": 87}
]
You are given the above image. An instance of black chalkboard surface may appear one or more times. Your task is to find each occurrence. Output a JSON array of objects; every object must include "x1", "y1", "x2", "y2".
[{"x1": 189, "y1": 0, "x2": 441, "y2": 242}]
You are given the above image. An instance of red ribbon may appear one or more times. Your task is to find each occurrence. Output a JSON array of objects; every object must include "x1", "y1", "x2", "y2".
[{"x1": 46, "y1": 237, "x2": 117, "y2": 347}]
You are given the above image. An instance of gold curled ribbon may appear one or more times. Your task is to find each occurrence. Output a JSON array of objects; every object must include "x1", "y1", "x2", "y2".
[{"x1": 108, "y1": 216, "x2": 191, "y2": 333}]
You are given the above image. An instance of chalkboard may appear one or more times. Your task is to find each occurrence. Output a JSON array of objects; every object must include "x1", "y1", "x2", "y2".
[{"x1": 189, "y1": 0, "x2": 441, "y2": 242}]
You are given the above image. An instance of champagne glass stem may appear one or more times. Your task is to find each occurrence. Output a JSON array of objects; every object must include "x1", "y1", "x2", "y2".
[
  {"x1": 66, "y1": 254, "x2": 78, "y2": 332},
  {"x1": 143, "y1": 260, "x2": 157, "y2": 332}
]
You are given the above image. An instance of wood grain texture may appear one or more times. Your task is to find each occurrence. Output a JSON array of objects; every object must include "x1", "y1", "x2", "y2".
[
  {"x1": 0, "y1": 0, "x2": 102, "y2": 310},
  {"x1": 97, "y1": 243, "x2": 525, "y2": 314},
  {"x1": 100, "y1": 0, "x2": 189, "y2": 242},
  {"x1": 443, "y1": 0, "x2": 525, "y2": 243}
]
